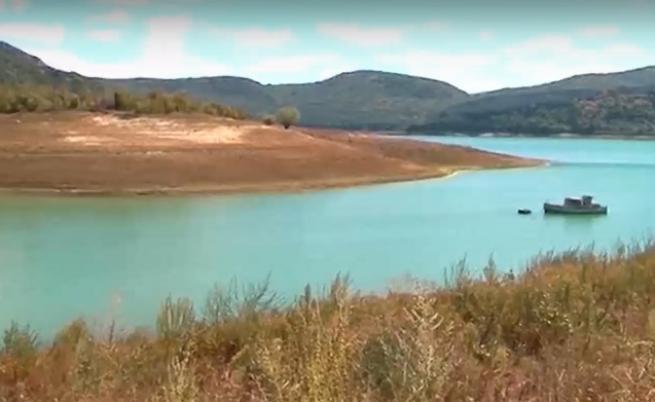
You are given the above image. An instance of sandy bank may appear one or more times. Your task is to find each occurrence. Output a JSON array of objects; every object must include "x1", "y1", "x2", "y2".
[{"x1": 0, "y1": 112, "x2": 541, "y2": 195}]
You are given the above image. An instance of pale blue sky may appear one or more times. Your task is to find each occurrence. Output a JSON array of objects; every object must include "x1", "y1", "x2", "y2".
[{"x1": 0, "y1": 0, "x2": 654, "y2": 92}]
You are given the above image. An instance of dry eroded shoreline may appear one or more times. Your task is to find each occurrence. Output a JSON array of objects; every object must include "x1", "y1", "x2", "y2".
[{"x1": 0, "y1": 112, "x2": 541, "y2": 196}]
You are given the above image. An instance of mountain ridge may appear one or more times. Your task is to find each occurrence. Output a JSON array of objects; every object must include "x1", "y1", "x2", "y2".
[
  {"x1": 105, "y1": 69, "x2": 470, "y2": 129},
  {"x1": 2, "y1": 40, "x2": 655, "y2": 134}
]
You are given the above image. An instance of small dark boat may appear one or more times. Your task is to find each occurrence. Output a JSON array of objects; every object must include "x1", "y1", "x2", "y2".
[
  {"x1": 517, "y1": 209, "x2": 532, "y2": 215},
  {"x1": 544, "y1": 195, "x2": 607, "y2": 215}
]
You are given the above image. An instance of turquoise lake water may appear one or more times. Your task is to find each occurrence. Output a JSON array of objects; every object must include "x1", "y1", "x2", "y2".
[{"x1": 1, "y1": 136, "x2": 654, "y2": 337}]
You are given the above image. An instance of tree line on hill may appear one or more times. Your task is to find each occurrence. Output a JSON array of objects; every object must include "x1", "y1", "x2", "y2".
[
  {"x1": 0, "y1": 84, "x2": 248, "y2": 120},
  {"x1": 410, "y1": 89, "x2": 655, "y2": 136},
  {"x1": 0, "y1": 84, "x2": 306, "y2": 129}
]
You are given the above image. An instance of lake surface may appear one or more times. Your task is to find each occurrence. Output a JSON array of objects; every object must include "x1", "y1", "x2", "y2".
[{"x1": 1, "y1": 136, "x2": 654, "y2": 337}]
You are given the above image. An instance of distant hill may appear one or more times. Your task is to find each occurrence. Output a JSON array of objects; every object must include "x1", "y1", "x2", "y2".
[
  {"x1": 410, "y1": 67, "x2": 655, "y2": 135},
  {"x1": 107, "y1": 76, "x2": 279, "y2": 117},
  {"x1": 2, "y1": 40, "x2": 655, "y2": 134},
  {"x1": 484, "y1": 66, "x2": 655, "y2": 97},
  {"x1": 273, "y1": 71, "x2": 468, "y2": 129},
  {"x1": 109, "y1": 71, "x2": 469, "y2": 130},
  {"x1": 0, "y1": 41, "x2": 469, "y2": 129},
  {"x1": 0, "y1": 41, "x2": 105, "y2": 93},
  {"x1": 0, "y1": 41, "x2": 66, "y2": 85},
  {"x1": 0, "y1": 42, "x2": 245, "y2": 117}
]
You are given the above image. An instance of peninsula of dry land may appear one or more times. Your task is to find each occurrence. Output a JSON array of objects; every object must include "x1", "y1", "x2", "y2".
[{"x1": 0, "y1": 112, "x2": 539, "y2": 195}]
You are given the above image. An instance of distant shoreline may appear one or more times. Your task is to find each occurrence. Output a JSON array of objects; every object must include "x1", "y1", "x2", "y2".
[
  {"x1": 399, "y1": 131, "x2": 655, "y2": 141},
  {"x1": 0, "y1": 167, "x2": 500, "y2": 197},
  {"x1": 0, "y1": 162, "x2": 552, "y2": 197}
]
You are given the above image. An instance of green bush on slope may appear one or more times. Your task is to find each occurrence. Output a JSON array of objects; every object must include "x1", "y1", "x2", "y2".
[{"x1": 0, "y1": 84, "x2": 248, "y2": 119}]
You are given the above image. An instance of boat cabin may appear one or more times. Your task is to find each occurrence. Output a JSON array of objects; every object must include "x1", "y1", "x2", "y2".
[{"x1": 564, "y1": 195, "x2": 594, "y2": 207}]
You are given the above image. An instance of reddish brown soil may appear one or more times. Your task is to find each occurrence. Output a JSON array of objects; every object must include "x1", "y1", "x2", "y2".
[{"x1": 0, "y1": 112, "x2": 540, "y2": 195}]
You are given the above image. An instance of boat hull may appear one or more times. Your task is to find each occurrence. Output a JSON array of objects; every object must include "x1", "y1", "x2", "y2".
[{"x1": 543, "y1": 203, "x2": 608, "y2": 215}]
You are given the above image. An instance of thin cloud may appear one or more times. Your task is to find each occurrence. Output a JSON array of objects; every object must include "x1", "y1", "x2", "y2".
[
  {"x1": 377, "y1": 50, "x2": 497, "y2": 92},
  {"x1": 317, "y1": 23, "x2": 404, "y2": 46},
  {"x1": 505, "y1": 34, "x2": 573, "y2": 54},
  {"x1": 0, "y1": 0, "x2": 28, "y2": 11},
  {"x1": 90, "y1": 10, "x2": 131, "y2": 24},
  {"x1": 12, "y1": 0, "x2": 26, "y2": 10},
  {"x1": 246, "y1": 53, "x2": 343, "y2": 74},
  {"x1": 94, "y1": 0, "x2": 202, "y2": 4},
  {"x1": 479, "y1": 30, "x2": 495, "y2": 41},
  {"x1": 0, "y1": 22, "x2": 65, "y2": 45},
  {"x1": 375, "y1": 33, "x2": 650, "y2": 93},
  {"x1": 603, "y1": 43, "x2": 646, "y2": 56},
  {"x1": 95, "y1": 0, "x2": 149, "y2": 5},
  {"x1": 29, "y1": 16, "x2": 229, "y2": 78},
  {"x1": 87, "y1": 29, "x2": 122, "y2": 42},
  {"x1": 423, "y1": 21, "x2": 448, "y2": 31},
  {"x1": 210, "y1": 27, "x2": 294, "y2": 47},
  {"x1": 503, "y1": 34, "x2": 648, "y2": 86},
  {"x1": 378, "y1": 50, "x2": 494, "y2": 70},
  {"x1": 578, "y1": 25, "x2": 620, "y2": 38},
  {"x1": 504, "y1": 34, "x2": 644, "y2": 59}
]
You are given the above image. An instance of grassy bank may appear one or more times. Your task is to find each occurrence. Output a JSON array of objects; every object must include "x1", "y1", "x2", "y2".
[{"x1": 3, "y1": 243, "x2": 655, "y2": 401}]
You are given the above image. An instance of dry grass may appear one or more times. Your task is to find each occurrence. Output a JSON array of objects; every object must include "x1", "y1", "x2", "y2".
[{"x1": 3, "y1": 243, "x2": 655, "y2": 401}]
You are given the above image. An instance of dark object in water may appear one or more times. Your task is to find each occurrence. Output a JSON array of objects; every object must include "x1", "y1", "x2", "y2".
[
  {"x1": 518, "y1": 209, "x2": 532, "y2": 215},
  {"x1": 544, "y1": 195, "x2": 608, "y2": 215}
]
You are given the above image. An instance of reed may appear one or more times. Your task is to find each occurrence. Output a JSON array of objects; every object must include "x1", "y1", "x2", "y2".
[{"x1": 2, "y1": 242, "x2": 655, "y2": 401}]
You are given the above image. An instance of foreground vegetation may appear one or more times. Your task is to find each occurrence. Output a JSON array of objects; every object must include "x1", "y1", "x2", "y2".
[{"x1": 3, "y1": 243, "x2": 655, "y2": 401}]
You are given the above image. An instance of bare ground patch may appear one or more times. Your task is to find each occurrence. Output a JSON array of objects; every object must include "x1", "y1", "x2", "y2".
[{"x1": 0, "y1": 112, "x2": 541, "y2": 194}]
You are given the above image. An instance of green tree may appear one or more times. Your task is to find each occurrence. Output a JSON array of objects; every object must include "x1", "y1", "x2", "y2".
[{"x1": 276, "y1": 106, "x2": 300, "y2": 129}]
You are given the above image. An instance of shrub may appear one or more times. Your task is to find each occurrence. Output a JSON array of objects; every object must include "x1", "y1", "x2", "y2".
[
  {"x1": 3, "y1": 244, "x2": 655, "y2": 401},
  {"x1": 262, "y1": 114, "x2": 275, "y2": 126},
  {"x1": 157, "y1": 297, "x2": 196, "y2": 341},
  {"x1": 252, "y1": 277, "x2": 359, "y2": 402},
  {"x1": 114, "y1": 91, "x2": 136, "y2": 111},
  {"x1": 161, "y1": 344, "x2": 199, "y2": 402},
  {"x1": 203, "y1": 276, "x2": 278, "y2": 326},
  {"x1": 0, "y1": 84, "x2": 247, "y2": 119},
  {"x1": 275, "y1": 106, "x2": 300, "y2": 129},
  {"x1": 2, "y1": 322, "x2": 38, "y2": 360}
]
